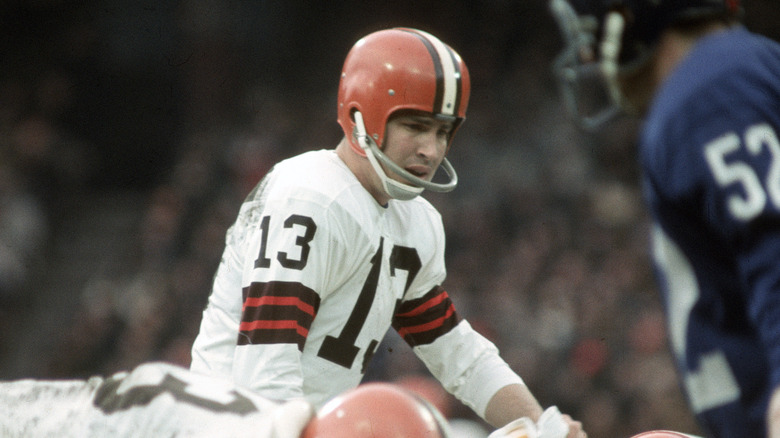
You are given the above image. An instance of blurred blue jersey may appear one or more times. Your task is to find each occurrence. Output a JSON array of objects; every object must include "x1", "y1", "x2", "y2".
[{"x1": 641, "y1": 27, "x2": 780, "y2": 438}]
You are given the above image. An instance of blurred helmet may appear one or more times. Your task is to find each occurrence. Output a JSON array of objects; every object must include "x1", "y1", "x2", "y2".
[
  {"x1": 337, "y1": 28, "x2": 470, "y2": 200},
  {"x1": 630, "y1": 431, "x2": 701, "y2": 438},
  {"x1": 301, "y1": 383, "x2": 451, "y2": 438},
  {"x1": 549, "y1": 0, "x2": 741, "y2": 129}
]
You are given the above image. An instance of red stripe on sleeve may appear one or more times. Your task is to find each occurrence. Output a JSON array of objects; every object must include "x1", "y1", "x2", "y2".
[
  {"x1": 239, "y1": 320, "x2": 309, "y2": 338},
  {"x1": 395, "y1": 290, "x2": 450, "y2": 318},
  {"x1": 242, "y1": 296, "x2": 316, "y2": 316},
  {"x1": 396, "y1": 304, "x2": 456, "y2": 338}
]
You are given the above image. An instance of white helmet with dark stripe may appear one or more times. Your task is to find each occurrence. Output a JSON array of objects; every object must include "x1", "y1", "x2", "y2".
[{"x1": 337, "y1": 27, "x2": 470, "y2": 200}]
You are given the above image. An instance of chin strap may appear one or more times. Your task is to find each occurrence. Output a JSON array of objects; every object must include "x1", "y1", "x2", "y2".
[{"x1": 353, "y1": 111, "x2": 458, "y2": 201}]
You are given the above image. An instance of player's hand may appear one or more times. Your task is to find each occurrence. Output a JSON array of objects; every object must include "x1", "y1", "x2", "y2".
[
  {"x1": 487, "y1": 416, "x2": 536, "y2": 438},
  {"x1": 559, "y1": 413, "x2": 585, "y2": 438},
  {"x1": 487, "y1": 406, "x2": 586, "y2": 438},
  {"x1": 770, "y1": 386, "x2": 780, "y2": 438},
  {"x1": 537, "y1": 406, "x2": 584, "y2": 438}
]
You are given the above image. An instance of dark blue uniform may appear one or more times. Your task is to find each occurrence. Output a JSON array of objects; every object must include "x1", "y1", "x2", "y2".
[{"x1": 641, "y1": 27, "x2": 780, "y2": 438}]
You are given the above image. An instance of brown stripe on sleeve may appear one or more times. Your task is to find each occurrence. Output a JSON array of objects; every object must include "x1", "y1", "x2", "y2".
[
  {"x1": 392, "y1": 285, "x2": 460, "y2": 347},
  {"x1": 238, "y1": 281, "x2": 320, "y2": 351}
]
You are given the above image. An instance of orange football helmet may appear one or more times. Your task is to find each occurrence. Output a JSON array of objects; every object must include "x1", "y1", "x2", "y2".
[
  {"x1": 631, "y1": 431, "x2": 702, "y2": 438},
  {"x1": 337, "y1": 27, "x2": 470, "y2": 200},
  {"x1": 301, "y1": 382, "x2": 450, "y2": 438}
]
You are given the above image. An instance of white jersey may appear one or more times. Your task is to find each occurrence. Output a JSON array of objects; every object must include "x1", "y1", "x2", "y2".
[
  {"x1": 191, "y1": 150, "x2": 522, "y2": 418},
  {"x1": 0, "y1": 362, "x2": 313, "y2": 438}
]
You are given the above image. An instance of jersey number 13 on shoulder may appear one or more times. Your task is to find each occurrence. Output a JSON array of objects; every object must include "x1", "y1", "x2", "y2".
[{"x1": 254, "y1": 214, "x2": 316, "y2": 270}]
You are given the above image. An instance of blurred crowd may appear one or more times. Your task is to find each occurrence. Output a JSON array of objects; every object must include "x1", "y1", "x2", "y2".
[{"x1": 3, "y1": 1, "x2": 779, "y2": 437}]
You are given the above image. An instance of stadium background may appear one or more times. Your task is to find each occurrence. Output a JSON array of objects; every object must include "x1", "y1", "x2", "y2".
[{"x1": 1, "y1": 1, "x2": 778, "y2": 436}]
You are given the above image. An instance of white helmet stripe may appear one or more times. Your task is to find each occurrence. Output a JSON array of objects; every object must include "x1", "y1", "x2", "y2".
[{"x1": 404, "y1": 29, "x2": 462, "y2": 116}]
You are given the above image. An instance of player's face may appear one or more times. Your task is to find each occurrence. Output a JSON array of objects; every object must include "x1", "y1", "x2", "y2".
[{"x1": 381, "y1": 111, "x2": 453, "y2": 185}]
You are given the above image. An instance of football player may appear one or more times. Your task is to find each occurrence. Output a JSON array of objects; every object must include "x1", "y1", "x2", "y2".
[
  {"x1": 0, "y1": 362, "x2": 310, "y2": 437},
  {"x1": 0, "y1": 362, "x2": 445, "y2": 437},
  {"x1": 0, "y1": 361, "x2": 579, "y2": 437},
  {"x1": 549, "y1": 0, "x2": 780, "y2": 437},
  {"x1": 190, "y1": 27, "x2": 584, "y2": 438}
]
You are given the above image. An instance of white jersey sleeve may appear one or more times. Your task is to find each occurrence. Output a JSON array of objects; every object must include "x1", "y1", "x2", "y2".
[
  {"x1": 387, "y1": 206, "x2": 524, "y2": 418},
  {"x1": 0, "y1": 362, "x2": 314, "y2": 438},
  {"x1": 413, "y1": 320, "x2": 524, "y2": 418}
]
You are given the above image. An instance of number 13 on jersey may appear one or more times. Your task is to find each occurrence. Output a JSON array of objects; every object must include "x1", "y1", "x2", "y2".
[{"x1": 251, "y1": 214, "x2": 423, "y2": 371}]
